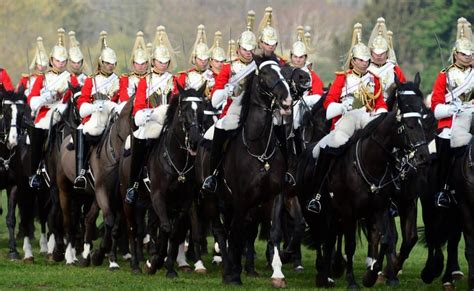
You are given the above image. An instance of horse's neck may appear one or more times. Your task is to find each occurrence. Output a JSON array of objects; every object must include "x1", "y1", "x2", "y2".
[{"x1": 361, "y1": 114, "x2": 396, "y2": 170}]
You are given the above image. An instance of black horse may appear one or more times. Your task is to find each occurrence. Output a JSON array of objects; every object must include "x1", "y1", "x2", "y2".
[
  {"x1": 142, "y1": 84, "x2": 206, "y2": 278},
  {"x1": 297, "y1": 78, "x2": 430, "y2": 288}
]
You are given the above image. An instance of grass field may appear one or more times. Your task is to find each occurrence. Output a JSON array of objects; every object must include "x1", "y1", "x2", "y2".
[{"x1": 0, "y1": 191, "x2": 468, "y2": 289}]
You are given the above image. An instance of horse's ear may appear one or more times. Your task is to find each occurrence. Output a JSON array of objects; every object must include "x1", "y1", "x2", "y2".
[
  {"x1": 414, "y1": 72, "x2": 421, "y2": 89},
  {"x1": 176, "y1": 83, "x2": 185, "y2": 96},
  {"x1": 197, "y1": 81, "x2": 207, "y2": 97},
  {"x1": 17, "y1": 84, "x2": 26, "y2": 97}
]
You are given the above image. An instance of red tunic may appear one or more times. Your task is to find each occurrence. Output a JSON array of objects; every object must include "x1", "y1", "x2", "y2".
[
  {"x1": 132, "y1": 73, "x2": 178, "y2": 116},
  {"x1": 77, "y1": 76, "x2": 120, "y2": 123},
  {"x1": 394, "y1": 65, "x2": 407, "y2": 83},
  {"x1": 309, "y1": 70, "x2": 324, "y2": 96},
  {"x1": 0, "y1": 68, "x2": 14, "y2": 92},
  {"x1": 27, "y1": 73, "x2": 79, "y2": 123},
  {"x1": 431, "y1": 71, "x2": 451, "y2": 129},
  {"x1": 324, "y1": 70, "x2": 386, "y2": 129}
]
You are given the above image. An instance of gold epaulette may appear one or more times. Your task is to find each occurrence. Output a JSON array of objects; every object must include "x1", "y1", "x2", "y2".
[
  {"x1": 335, "y1": 70, "x2": 350, "y2": 75},
  {"x1": 21, "y1": 73, "x2": 29, "y2": 78},
  {"x1": 120, "y1": 73, "x2": 129, "y2": 78},
  {"x1": 441, "y1": 64, "x2": 454, "y2": 73}
]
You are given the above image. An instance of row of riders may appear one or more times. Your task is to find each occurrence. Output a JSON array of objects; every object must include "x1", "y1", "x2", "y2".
[{"x1": 0, "y1": 6, "x2": 473, "y2": 289}]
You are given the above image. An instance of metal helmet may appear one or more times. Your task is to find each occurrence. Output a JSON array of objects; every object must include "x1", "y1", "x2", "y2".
[
  {"x1": 453, "y1": 17, "x2": 473, "y2": 56},
  {"x1": 50, "y1": 28, "x2": 68, "y2": 62},
  {"x1": 238, "y1": 10, "x2": 257, "y2": 51},
  {"x1": 291, "y1": 26, "x2": 307, "y2": 57},
  {"x1": 190, "y1": 24, "x2": 211, "y2": 64},
  {"x1": 152, "y1": 26, "x2": 176, "y2": 71},
  {"x1": 130, "y1": 31, "x2": 149, "y2": 67},
  {"x1": 345, "y1": 23, "x2": 370, "y2": 69},
  {"x1": 368, "y1": 17, "x2": 390, "y2": 55},
  {"x1": 210, "y1": 31, "x2": 226, "y2": 62},
  {"x1": 258, "y1": 7, "x2": 278, "y2": 46},
  {"x1": 98, "y1": 31, "x2": 117, "y2": 65},
  {"x1": 30, "y1": 36, "x2": 49, "y2": 70},
  {"x1": 68, "y1": 31, "x2": 83, "y2": 63}
]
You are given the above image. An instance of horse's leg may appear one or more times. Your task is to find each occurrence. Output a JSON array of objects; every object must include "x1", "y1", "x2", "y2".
[
  {"x1": 134, "y1": 199, "x2": 147, "y2": 262},
  {"x1": 49, "y1": 186, "x2": 65, "y2": 262},
  {"x1": 189, "y1": 200, "x2": 206, "y2": 274},
  {"x1": 267, "y1": 193, "x2": 287, "y2": 288},
  {"x1": 316, "y1": 224, "x2": 337, "y2": 287},
  {"x1": 343, "y1": 219, "x2": 358, "y2": 289},
  {"x1": 383, "y1": 211, "x2": 400, "y2": 286},
  {"x1": 441, "y1": 227, "x2": 463, "y2": 288},
  {"x1": 331, "y1": 232, "x2": 346, "y2": 278},
  {"x1": 225, "y1": 207, "x2": 247, "y2": 285},
  {"x1": 244, "y1": 216, "x2": 259, "y2": 277},
  {"x1": 6, "y1": 186, "x2": 20, "y2": 260},
  {"x1": 123, "y1": 202, "x2": 142, "y2": 273},
  {"x1": 18, "y1": 186, "x2": 36, "y2": 262},
  {"x1": 393, "y1": 196, "x2": 418, "y2": 275},
  {"x1": 285, "y1": 197, "x2": 305, "y2": 272},
  {"x1": 459, "y1": 201, "x2": 474, "y2": 290},
  {"x1": 145, "y1": 190, "x2": 170, "y2": 274},
  {"x1": 79, "y1": 200, "x2": 99, "y2": 267},
  {"x1": 38, "y1": 188, "x2": 50, "y2": 255},
  {"x1": 164, "y1": 210, "x2": 189, "y2": 279},
  {"x1": 91, "y1": 187, "x2": 114, "y2": 267},
  {"x1": 58, "y1": 185, "x2": 75, "y2": 264},
  {"x1": 107, "y1": 210, "x2": 122, "y2": 271}
]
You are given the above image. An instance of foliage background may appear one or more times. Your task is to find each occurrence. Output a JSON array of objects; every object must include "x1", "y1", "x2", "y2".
[{"x1": 0, "y1": 0, "x2": 472, "y2": 93}]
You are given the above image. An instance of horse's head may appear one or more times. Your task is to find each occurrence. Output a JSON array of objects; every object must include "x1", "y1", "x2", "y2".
[
  {"x1": 175, "y1": 83, "x2": 206, "y2": 155},
  {"x1": 253, "y1": 54, "x2": 292, "y2": 112},
  {"x1": 393, "y1": 73, "x2": 430, "y2": 167},
  {"x1": 281, "y1": 65, "x2": 311, "y2": 100},
  {"x1": 1, "y1": 87, "x2": 27, "y2": 149}
]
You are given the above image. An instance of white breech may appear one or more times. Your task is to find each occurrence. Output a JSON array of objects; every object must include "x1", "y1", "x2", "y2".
[
  {"x1": 133, "y1": 105, "x2": 168, "y2": 140},
  {"x1": 81, "y1": 111, "x2": 111, "y2": 137},
  {"x1": 293, "y1": 94, "x2": 321, "y2": 130},
  {"x1": 450, "y1": 108, "x2": 474, "y2": 148},
  {"x1": 312, "y1": 108, "x2": 376, "y2": 158},
  {"x1": 35, "y1": 106, "x2": 62, "y2": 129},
  {"x1": 215, "y1": 93, "x2": 243, "y2": 131}
]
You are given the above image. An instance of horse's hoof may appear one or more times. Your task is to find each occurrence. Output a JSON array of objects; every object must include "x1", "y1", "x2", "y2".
[
  {"x1": 386, "y1": 278, "x2": 400, "y2": 286},
  {"x1": 52, "y1": 250, "x2": 64, "y2": 262},
  {"x1": 79, "y1": 256, "x2": 90, "y2": 267},
  {"x1": 8, "y1": 251, "x2": 20, "y2": 261},
  {"x1": 271, "y1": 278, "x2": 287, "y2": 288},
  {"x1": 348, "y1": 283, "x2": 360, "y2": 290},
  {"x1": 376, "y1": 272, "x2": 386, "y2": 284},
  {"x1": 144, "y1": 260, "x2": 156, "y2": 275},
  {"x1": 179, "y1": 265, "x2": 192, "y2": 273},
  {"x1": 225, "y1": 278, "x2": 243, "y2": 286},
  {"x1": 443, "y1": 282, "x2": 455, "y2": 291},
  {"x1": 421, "y1": 267, "x2": 435, "y2": 284},
  {"x1": 23, "y1": 257, "x2": 34, "y2": 264},
  {"x1": 166, "y1": 271, "x2": 178, "y2": 279},
  {"x1": 294, "y1": 265, "x2": 304, "y2": 273},
  {"x1": 362, "y1": 270, "x2": 378, "y2": 287},
  {"x1": 315, "y1": 274, "x2": 334, "y2": 288},
  {"x1": 131, "y1": 267, "x2": 142, "y2": 274},
  {"x1": 246, "y1": 270, "x2": 260, "y2": 278},
  {"x1": 109, "y1": 266, "x2": 120, "y2": 272},
  {"x1": 452, "y1": 270, "x2": 464, "y2": 281},
  {"x1": 91, "y1": 251, "x2": 104, "y2": 266},
  {"x1": 194, "y1": 268, "x2": 207, "y2": 274}
]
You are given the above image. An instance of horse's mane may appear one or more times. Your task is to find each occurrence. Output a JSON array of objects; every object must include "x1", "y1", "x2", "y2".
[{"x1": 163, "y1": 93, "x2": 180, "y2": 128}]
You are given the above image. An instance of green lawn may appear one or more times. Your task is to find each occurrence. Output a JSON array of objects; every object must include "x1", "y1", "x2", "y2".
[{"x1": 0, "y1": 191, "x2": 468, "y2": 289}]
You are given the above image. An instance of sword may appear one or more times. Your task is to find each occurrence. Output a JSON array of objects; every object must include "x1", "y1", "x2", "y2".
[
  {"x1": 434, "y1": 32, "x2": 456, "y2": 106},
  {"x1": 25, "y1": 46, "x2": 31, "y2": 94},
  {"x1": 181, "y1": 34, "x2": 187, "y2": 67},
  {"x1": 87, "y1": 47, "x2": 98, "y2": 97}
]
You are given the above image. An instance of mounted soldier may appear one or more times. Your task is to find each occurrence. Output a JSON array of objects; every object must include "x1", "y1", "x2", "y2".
[
  {"x1": 257, "y1": 7, "x2": 285, "y2": 65},
  {"x1": 27, "y1": 28, "x2": 80, "y2": 189},
  {"x1": 201, "y1": 10, "x2": 260, "y2": 192},
  {"x1": 0, "y1": 67, "x2": 14, "y2": 92},
  {"x1": 367, "y1": 17, "x2": 406, "y2": 100},
  {"x1": 176, "y1": 24, "x2": 215, "y2": 98},
  {"x1": 307, "y1": 23, "x2": 388, "y2": 213},
  {"x1": 431, "y1": 17, "x2": 474, "y2": 208},
  {"x1": 68, "y1": 31, "x2": 88, "y2": 87},
  {"x1": 209, "y1": 31, "x2": 227, "y2": 93},
  {"x1": 125, "y1": 25, "x2": 178, "y2": 204},
  {"x1": 289, "y1": 26, "x2": 324, "y2": 130},
  {"x1": 17, "y1": 37, "x2": 49, "y2": 96},
  {"x1": 119, "y1": 31, "x2": 150, "y2": 104},
  {"x1": 73, "y1": 31, "x2": 120, "y2": 189}
]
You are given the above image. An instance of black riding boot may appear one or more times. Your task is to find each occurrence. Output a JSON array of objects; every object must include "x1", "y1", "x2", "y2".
[
  {"x1": 307, "y1": 148, "x2": 332, "y2": 214},
  {"x1": 28, "y1": 127, "x2": 47, "y2": 189},
  {"x1": 202, "y1": 127, "x2": 228, "y2": 193},
  {"x1": 275, "y1": 125, "x2": 296, "y2": 186},
  {"x1": 73, "y1": 129, "x2": 90, "y2": 190},
  {"x1": 435, "y1": 137, "x2": 452, "y2": 208},
  {"x1": 125, "y1": 137, "x2": 147, "y2": 204}
]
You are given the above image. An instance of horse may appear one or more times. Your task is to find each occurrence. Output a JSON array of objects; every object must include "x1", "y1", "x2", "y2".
[
  {"x1": 123, "y1": 84, "x2": 206, "y2": 278},
  {"x1": 297, "y1": 77, "x2": 430, "y2": 288},
  {"x1": 86, "y1": 98, "x2": 133, "y2": 270}
]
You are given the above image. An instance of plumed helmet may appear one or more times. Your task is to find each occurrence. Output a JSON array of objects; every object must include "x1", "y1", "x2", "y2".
[
  {"x1": 130, "y1": 31, "x2": 149, "y2": 66},
  {"x1": 238, "y1": 10, "x2": 257, "y2": 51},
  {"x1": 50, "y1": 28, "x2": 68, "y2": 62},
  {"x1": 30, "y1": 36, "x2": 49, "y2": 70},
  {"x1": 210, "y1": 31, "x2": 226, "y2": 62},
  {"x1": 98, "y1": 31, "x2": 117, "y2": 65},
  {"x1": 68, "y1": 31, "x2": 83, "y2": 63}
]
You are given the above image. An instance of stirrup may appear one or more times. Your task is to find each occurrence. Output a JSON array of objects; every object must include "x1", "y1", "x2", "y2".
[
  {"x1": 29, "y1": 169, "x2": 44, "y2": 189},
  {"x1": 389, "y1": 201, "x2": 399, "y2": 217},
  {"x1": 285, "y1": 172, "x2": 296, "y2": 187},
  {"x1": 73, "y1": 172, "x2": 87, "y2": 190},
  {"x1": 124, "y1": 183, "x2": 139, "y2": 205},
  {"x1": 435, "y1": 191, "x2": 451, "y2": 208},
  {"x1": 202, "y1": 175, "x2": 217, "y2": 193},
  {"x1": 307, "y1": 194, "x2": 322, "y2": 214}
]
